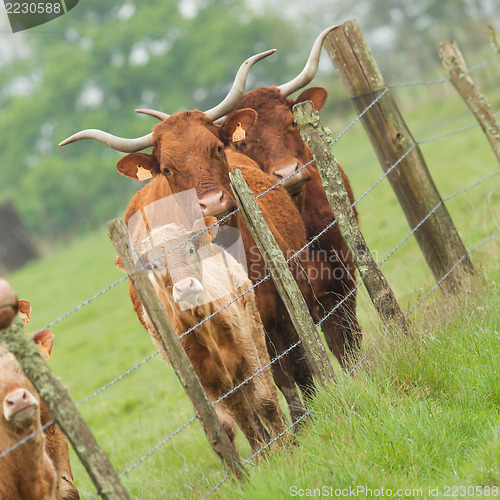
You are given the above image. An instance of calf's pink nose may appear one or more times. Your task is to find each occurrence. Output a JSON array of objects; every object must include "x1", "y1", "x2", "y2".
[
  {"x1": 173, "y1": 278, "x2": 204, "y2": 303},
  {"x1": 4, "y1": 388, "x2": 38, "y2": 420}
]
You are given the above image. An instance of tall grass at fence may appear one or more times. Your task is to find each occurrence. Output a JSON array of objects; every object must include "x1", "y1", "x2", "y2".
[
  {"x1": 214, "y1": 255, "x2": 500, "y2": 498},
  {"x1": 5, "y1": 76, "x2": 500, "y2": 498}
]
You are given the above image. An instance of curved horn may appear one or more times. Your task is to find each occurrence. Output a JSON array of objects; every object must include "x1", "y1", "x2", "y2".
[
  {"x1": 278, "y1": 25, "x2": 336, "y2": 97},
  {"x1": 204, "y1": 49, "x2": 276, "y2": 121},
  {"x1": 135, "y1": 109, "x2": 170, "y2": 121},
  {"x1": 59, "y1": 129, "x2": 154, "y2": 153},
  {"x1": 135, "y1": 49, "x2": 276, "y2": 124}
]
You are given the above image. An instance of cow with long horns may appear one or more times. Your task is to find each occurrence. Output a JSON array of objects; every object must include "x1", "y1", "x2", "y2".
[
  {"x1": 60, "y1": 51, "x2": 316, "y2": 421},
  {"x1": 220, "y1": 28, "x2": 363, "y2": 369},
  {"x1": 135, "y1": 28, "x2": 362, "y2": 369}
]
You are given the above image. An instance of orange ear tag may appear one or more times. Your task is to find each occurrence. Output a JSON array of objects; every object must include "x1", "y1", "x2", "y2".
[
  {"x1": 232, "y1": 123, "x2": 246, "y2": 142},
  {"x1": 136, "y1": 165, "x2": 153, "y2": 181}
]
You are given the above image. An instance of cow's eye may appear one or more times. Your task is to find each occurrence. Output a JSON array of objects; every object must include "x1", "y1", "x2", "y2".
[
  {"x1": 189, "y1": 246, "x2": 195, "y2": 254},
  {"x1": 217, "y1": 145, "x2": 223, "y2": 154},
  {"x1": 291, "y1": 120, "x2": 297, "y2": 128},
  {"x1": 152, "y1": 263, "x2": 159, "y2": 270},
  {"x1": 239, "y1": 141, "x2": 247, "y2": 148},
  {"x1": 163, "y1": 168, "x2": 171, "y2": 176}
]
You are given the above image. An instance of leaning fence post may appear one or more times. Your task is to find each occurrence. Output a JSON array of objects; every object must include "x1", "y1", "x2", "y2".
[
  {"x1": 107, "y1": 218, "x2": 244, "y2": 477},
  {"x1": 1, "y1": 318, "x2": 131, "y2": 500},
  {"x1": 229, "y1": 169, "x2": 336, "y2": 387},
  {"x1": 438, "y1": 40, "x2": 500, "y2": 164},
  {"x1": 294, "y1": 101, "x2": 409, "y2": 333},
  {"x1": 324, "y1": 19, "x2": 474, "y2": 289}
]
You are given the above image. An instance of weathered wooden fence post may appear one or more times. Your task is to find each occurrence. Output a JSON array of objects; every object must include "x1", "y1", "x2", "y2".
[
  {"x1": 107, "y1": 219, "x2": 244, "y2": 477},
  {"x1": 438, "y1": 40, "x2": 500, "y2": 164},
  {"x1": 1, "y1": 318, "x2": 131, "y2": 500},
  {"x1": 230, "y1": 170, "x2": 336, "y2": 387},
  {"x1": 324, "y1": 19, "x2": 474, "y2": 289},
  {"x1": 294, "y1": 101, "x2": 408, "y2": 333}
]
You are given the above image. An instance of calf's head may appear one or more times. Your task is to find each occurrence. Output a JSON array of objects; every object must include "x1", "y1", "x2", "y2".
[
  {"x1": 1, "y1": 329, "x2": 54, "y2": 433},
  {"x1": 141, "y1": 218, "x2": 218, "y2": 310}
]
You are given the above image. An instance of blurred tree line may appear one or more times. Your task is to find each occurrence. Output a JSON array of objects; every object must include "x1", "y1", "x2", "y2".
[{"x1": 0, "y1": 0, "x2": 498, "y2": 246}]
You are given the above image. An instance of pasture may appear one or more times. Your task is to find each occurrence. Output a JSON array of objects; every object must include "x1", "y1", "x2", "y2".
[{"x1": 5, "y1": 61, "x2": 500, "y2": 498}]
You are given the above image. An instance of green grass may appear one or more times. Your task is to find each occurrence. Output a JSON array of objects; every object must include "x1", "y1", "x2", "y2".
[
  {"x1": 214, "y1": 271, "x2": 500, "y2": 498},
  {"x1": 5, "y1": 77, "x2": 500, "y2": 498}
]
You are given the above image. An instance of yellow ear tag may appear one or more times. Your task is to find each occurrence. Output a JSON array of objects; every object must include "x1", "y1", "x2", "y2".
[
  {"x1": 232, "y1": 123, "x2": 246, "y2": 142},
  {"x1": 136, "y1": 165, "x2": 153, "y2": 181}
]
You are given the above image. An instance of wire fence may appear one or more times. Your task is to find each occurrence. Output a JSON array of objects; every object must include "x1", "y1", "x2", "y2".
[{"x1": 1, "y1": 45, "x2": 499, "y2": 500}]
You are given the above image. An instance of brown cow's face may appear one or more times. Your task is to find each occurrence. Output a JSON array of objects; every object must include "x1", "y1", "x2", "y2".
[
  {"x1": 117, "y1": 111, "x2": 238, "y2": 220},
  {"x1": 225, "y1": 86, "x2": 328, "y2": 199}
]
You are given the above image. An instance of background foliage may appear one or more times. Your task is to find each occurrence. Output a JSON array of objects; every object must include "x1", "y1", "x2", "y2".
[{"x1": 0, "y1": 0, "x2": 499, "y2": 246}]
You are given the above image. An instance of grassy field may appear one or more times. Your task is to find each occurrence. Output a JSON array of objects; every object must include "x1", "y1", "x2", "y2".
[{"x1": 5, "y1": 69, "x2": 500, "y2": 498}]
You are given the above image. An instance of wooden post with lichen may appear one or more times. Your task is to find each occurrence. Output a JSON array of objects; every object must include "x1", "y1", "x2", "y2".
[
  {"x1": 324, "y1": 19, "x2": 474, "y2": 289},
  {"x1": 1, "y1": 318, "x2": 131, "y2": 500},
  {"x1": 438, "y1": 40, "x2": 500, "y2": 164},
  {"x1": 107, "y1": 218, "x2": 244, "y2": 478},
  {"x1": 294, "y1": 101, "x2": 408, "y2": 333},
  {"x1": 229, "y1": 169, "x2": 336, "y2": 387}
]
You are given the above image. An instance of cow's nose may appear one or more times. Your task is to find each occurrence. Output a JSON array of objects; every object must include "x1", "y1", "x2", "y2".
[
  {"x1": 274, "y1": 162, "x2": 301, "y2": 181},
  {"x1": 199, "y1": 190, "x2": 229, "y2": 217},
  {"x1": 273, "y1": 162, "x2": 311, "y2": 192},
  {"x1": 172, "y1": 277, "x2": 204, "y2": 303},
  {"x1": 3, "y1": 388, "x2": 38, "y2": 421}
]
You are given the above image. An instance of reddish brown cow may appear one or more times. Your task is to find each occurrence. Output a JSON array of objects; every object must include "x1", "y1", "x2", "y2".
[
  {"x1": 0, "y1": 333, "x2": 56, "y2": 500},
  {"x1": 224, "y1": 28, "x2": 362, "y2": 369},
  {"x1": 0, "y1": 283, "x2": 80, "y2": 500},
  {"x1": 60, "y1": 52, "x2": 315, "y2": 421}
]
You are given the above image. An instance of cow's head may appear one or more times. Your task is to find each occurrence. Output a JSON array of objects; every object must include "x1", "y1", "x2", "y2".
[
  {"x1": 141, "y1": 217, "x2": 219, "y2": 310},
  {"x1": 224, "y1": 26, "x2": 334, "y2": 202},
  {"x1": 59, "y1": 50, "x2": 275, "y2": 223},
  {"x1": 115, "y1": 111, "x2": 242, "y2": 221},
  {"x1": 1, "y1": 327, "x2": 54, "y2": 432},
  {"x1": 227, "y1": 86, "x2": 327, "y2": 198}
]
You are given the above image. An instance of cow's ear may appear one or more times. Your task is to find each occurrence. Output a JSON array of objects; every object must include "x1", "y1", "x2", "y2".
[
  {"x1": 192, "y1": 216, "x2": 219, "y2": 248},
  {"x1": 294, "y1": 87, "x2": 328, "y2": 112},
  {"x1": 117, "y1": 153, "x2": 159, "y2": 181},
  {"x1": 220, "y1": 109, "x2": 257, "y2": 144},
  {"x1": 32, "y1": 329, "x2": 54, "y2": 360},
  {"x1": 18, "y1": 300, "x2": 31, "y2": 326}
]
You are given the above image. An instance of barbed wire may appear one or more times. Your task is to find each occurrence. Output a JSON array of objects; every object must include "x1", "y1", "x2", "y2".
[
  {"x1": 200, "y1": 223, "x2": 500, "y2": 499},
  {"x1": 0, "y1": 418, "x2": 55, "y2": 460},
  {"x1": 3, "y1": 50, "x2": 498, "y2": 493},
  {"x1": 351, "y1": 53, "x2": 500, "y2": 96}
]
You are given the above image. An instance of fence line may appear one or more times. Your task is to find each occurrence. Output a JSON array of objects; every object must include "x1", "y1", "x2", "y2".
[
  {"x1": 4, "y1": 93, "x2": 496, "y2": 468},
  {"x1": 6, "y1": 93, "x2": 495, "y2": 463},
  {"x1": 94, "y1": 132, "x2": 500, "y2": 492},
  {"x1": 2, "y1": 46, "x2": 498, "y2": 498},
  {"x1": 31, "y1": 79, "x2": 499, "y2": 339},
  {"x1": 200, "y1": 223, "x2": 500, "y2": 499}
]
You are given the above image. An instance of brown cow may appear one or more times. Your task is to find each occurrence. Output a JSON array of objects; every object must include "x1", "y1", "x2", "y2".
[
  {"x1": 0, "y1": 332, "x2": 56, "y2": 500},
  {"x1": 60, "y1": 51, "x2": 316, "y2": 421},
  {"x1": 224, "y1": 27, "x2": 362, "y2": 369},
  {"x1": 0, "y1": 284, "x2": 80, "y2": 500},
  {"x1": 127, "y1": 217, "x2": 285, "y2": 452}
]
